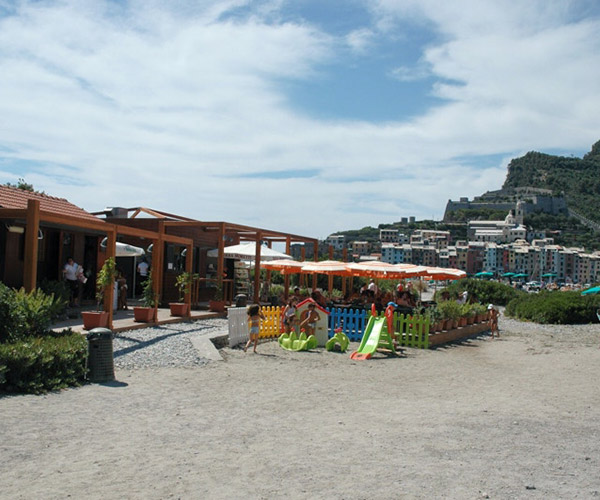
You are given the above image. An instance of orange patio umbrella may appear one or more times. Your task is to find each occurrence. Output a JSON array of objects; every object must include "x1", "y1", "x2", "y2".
[
  {"x1": 424, "y1": 267, "x2": 467, "y2": 281},
  {"x1": 300, "y1": 260, "x2": 352, "y2": 276},
  {"x1": 261, "y1": 259, "x2": 306, "y2": 274},
  {"x1": 347, "y1": 261, "x2": 427, "y2": 280}
]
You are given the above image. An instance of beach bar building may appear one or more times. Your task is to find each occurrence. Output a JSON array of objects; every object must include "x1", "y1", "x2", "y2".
[{"x1": 0, "y1": 186, "x2": 319, "y2": 326}]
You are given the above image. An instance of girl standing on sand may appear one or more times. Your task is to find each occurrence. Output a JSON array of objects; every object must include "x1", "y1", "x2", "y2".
[
  {"x1": 245, "y1": 304, "x2": 266, "y2": 353},
  {"x1": 300, "y1": 302, "x2": 321, "y2": 338},
  {"x1": 488, "y1": 304, "x2": 499, "y2": 339},
  {"x1": 282, "y1": 298, "x2": 298, "y2": 334}
]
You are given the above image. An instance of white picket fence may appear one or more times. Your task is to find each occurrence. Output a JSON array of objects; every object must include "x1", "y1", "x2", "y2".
[{"x1": 228, "y1": 307, "x2": 248, "y2": 347}]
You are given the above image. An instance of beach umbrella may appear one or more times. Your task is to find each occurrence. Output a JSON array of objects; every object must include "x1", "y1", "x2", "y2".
[
  {"x1": 346, "y1": 261, "x2": 427, "y2": 279},
  {"x1": 475, "y1": 271, "x2": 494, "y2": 278},
  {"x1": 207, "y1": 242, "x2": 292, "y2": 261},
  {"x1": 502, "y1": 272, "x2": 515, "y2": 277},
  {"x1": 513, "y1": 273, "x2": 528, "y2": 279},
  {"x1": 541, "y1": 273, "x2": 558, "y2": 278},
  {"x1": 300, "y1": 260, "x2": 352, "y2": 276},
  {"x1": 424, "y1": 267, "x2": 467, "y2": 281},
  {"x1": 581, "y1": 286, "x2": 600, "y2": 295},
  {"x1": 261, "y1": 259, "x2": 305, "y2": 274},
  {"x1": 101, "y1": 237, "x2": 145, "y2": 257}
]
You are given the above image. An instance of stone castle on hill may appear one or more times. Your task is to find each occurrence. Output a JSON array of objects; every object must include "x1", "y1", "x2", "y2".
[{"x1": 443, "y1": 187, "x2": 568, "y2": 221}]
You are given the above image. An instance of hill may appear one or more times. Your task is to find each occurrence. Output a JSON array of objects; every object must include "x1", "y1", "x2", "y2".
[{"x1": 503, "y1": 139, "x2": 600, "y2": 222}]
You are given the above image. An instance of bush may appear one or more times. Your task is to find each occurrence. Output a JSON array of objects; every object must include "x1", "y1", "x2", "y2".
[
  {"x1": 0, "y1": 330, "x2": 87, "y2": 394},
  {"x1": 441, "y1": 279, "x2": 525, "y2": 306},
  {"x1": 0, "y1": 284, "x2": 64, "y2": 343},
  {"x1": 38, "y1": 279, "x2": 70, "y2": 318},
  {"x1": 505, "y1": 291, "x2": 600, "y2": 324}
]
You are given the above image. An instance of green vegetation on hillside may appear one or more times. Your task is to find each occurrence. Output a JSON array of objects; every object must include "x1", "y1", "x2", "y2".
[{"x1": 504, "y1": 140, "x2": 600, "y2": 222}]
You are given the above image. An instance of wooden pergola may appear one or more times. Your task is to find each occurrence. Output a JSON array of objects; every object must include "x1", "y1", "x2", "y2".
[
  {"x1": 99, "y1": 208, "x2": 320, "y2": 304},
  {"x1": 0, "y1": 200, "x2": 194, "y2": 329}
]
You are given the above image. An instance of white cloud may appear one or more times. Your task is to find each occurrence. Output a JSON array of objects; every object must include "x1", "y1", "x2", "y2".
[{"x1": 0, "y1": 1, "x2": 599, "y2": 239}]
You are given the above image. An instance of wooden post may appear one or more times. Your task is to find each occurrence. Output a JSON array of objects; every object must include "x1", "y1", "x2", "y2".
[
  {"x1": 23, "y1": 199, "x2": 40, "y2": 292},
  {"x1": 284, "y1": 236, "x2": 291, "y2": 300},
  {"x1": 104, "y1": 228, "x2": 117, "y2": 330},
  {"x1": 185, "y1": 242, "x2": 193, "y2": 318},
  {"x1": 300, "y1": 246, "x2": 306, "y2": 288},
  {"x1": 151, "y1": 237, "x2": 160, "y2": 323},
  {"x1": 253, "y1": 232, "x2": 262, "y2": 304},
  {"x1": 217, "y1": 222, "x2": 225, "y2": 296},
  {"x1": 342, "y1": 247, "x2": 348, "y2": 296},
  {"x1": 154, "y1": 220, "x2": 165, "y2": 321},
  {"x1": 312, "y1": 241, "x2": 318, "y2": 290}
]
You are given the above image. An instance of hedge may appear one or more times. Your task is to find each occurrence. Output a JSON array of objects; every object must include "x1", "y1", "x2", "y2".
[
  {"x1": 0, "y1": 330, "x2": 87, "y2": 394},
  {"x1": 505, "y1": 291, "x2": 600, "y2": 324},
  {"x1": 440, "y1": 278, "x2": 525, "y2": 306}
]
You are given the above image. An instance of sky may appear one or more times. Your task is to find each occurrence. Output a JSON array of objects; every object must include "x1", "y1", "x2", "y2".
[{"x1": 1, "y1": 0, "x2": 599, "y2": 240}]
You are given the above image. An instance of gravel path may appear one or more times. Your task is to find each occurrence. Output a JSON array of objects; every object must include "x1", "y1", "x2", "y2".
[{"x1": 112, "y1": 318, "x2": 228, "y2": 370}]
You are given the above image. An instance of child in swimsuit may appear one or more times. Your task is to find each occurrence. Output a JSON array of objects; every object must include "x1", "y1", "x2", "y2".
[
  {"x1": 282, "y1": 298, "x2": 298, "y2": 334},
  {"x1": 245, "y1": 304, "x2": 266, "y2": 353},
  {"x1": 300, "y1": 302, "x2": 320, "y2": 338}
]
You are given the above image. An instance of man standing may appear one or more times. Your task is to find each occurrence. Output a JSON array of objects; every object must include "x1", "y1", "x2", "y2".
[
  {"x1": 137, "y1": 257, "x2": 149, "y2": 295},
  {"x1": 63, "y1": 257, "x2": 80, "y2": 307}
]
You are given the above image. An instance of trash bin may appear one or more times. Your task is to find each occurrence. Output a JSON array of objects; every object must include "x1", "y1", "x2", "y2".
[
  {"x1": 87, "y1": 328, "x2": 115, "y2": 382},
  {"x1": 234, "y1": 294, "x2": 247, "y2": 307}
]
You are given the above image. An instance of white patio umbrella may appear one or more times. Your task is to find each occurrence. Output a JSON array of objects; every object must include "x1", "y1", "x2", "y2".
[
  {"x1": 101, "y1": 237, "x2": 145, "y2": 257},
  {"x1": 207, "y1": 242, "x2": 292, "y2": 261}
]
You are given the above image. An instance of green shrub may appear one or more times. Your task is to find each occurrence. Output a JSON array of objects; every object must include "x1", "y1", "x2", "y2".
[
  {"x1": 505, "y1": 291, "x2": 600, "y2": 324},
  {"x1": 0, "y1": 283, "x2": 25, "y2": 343},
  {"x1": 38, "y1": 279, "x2": 70, "y2": 318},
  {"x1": 436, "y1": 300, "x2": 463, "y2": 321},
  {"x1": 0, "y1": 330, "x2": 87, "y2": 394},
  {"x1": 441, "y1": 278, "x2": 525, "y2": 306},
  {"x1": 0, "y1": 284, "x2": 63, "y2": 343}
]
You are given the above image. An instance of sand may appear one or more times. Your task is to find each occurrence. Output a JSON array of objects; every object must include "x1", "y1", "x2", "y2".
[{"x1": 2, "y1": 318, "x2": 600, "y2": 499}]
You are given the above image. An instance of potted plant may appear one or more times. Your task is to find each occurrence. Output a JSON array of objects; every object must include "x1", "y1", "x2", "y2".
[
  {"x1": 170, "y1": 271, "x2": 195, "y2": 316},
  {"x1": 471, "y1": 303, "x2": 487, "y2": 323},
  {"x1": 134, "y1": 270, "x2": 157, "y2": 322},
  {"x1": 209, "y1": 282, "x2": 225, "y2": 313},
  {"x1": 437, "y1": 300, "x2": 461, "y2": 331},
  {"x1": 82, "y1": 257, "x2": 116, "y2": 330},
  {"x1": 461, "y1": 303, "x2": 475, "y2": 325}
]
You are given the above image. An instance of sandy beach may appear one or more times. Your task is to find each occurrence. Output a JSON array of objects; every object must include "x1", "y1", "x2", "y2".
[{"x1": 2, "y1": 315, "x2": 600, "y2": 499}]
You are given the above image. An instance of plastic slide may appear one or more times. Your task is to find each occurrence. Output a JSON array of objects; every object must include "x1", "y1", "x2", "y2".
[{"x1": 350, "y1": 316, "x2": 387, "y2": 360}]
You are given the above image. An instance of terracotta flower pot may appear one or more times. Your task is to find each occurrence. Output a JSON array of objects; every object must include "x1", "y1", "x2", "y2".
[
  {"x1": 209, "y1": 300, "x2": 225, "y2": 313},
  {"x1": 169, "y1": 302, "x2": 189, "y2": 316},
  {"x1": 133, "y1": 307, "x2": 154, "y2": 322},
  {"x1": 81, "y1": 311, "x2": 109, "y2": 330}
]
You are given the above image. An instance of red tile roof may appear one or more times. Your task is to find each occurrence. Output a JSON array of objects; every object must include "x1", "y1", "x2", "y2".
[{"x1": 0, "y1": 185, "x2": 101, "y2": 222}]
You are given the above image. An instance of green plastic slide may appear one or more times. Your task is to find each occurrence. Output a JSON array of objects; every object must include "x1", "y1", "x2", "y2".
[
  {"x1": 350, "y1": 316, "x2": 395, "y2": 360},
  {"x1": 278, "y1": 331, "x2": 318, "y2": 351}
]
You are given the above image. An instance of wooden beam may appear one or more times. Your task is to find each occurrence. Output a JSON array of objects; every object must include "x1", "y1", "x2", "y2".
[
  {"x1": 23, "y1": 199, "x2": 40, "y2": 292},
  {"x1": 284, "y1": 236, "x2": 291, "y2": 300},
  {"x1": 104, "y1": 229, "x2": 117, "y2": 330},
  {"x1": 0, "y1": 208, "x2": 27, "y2": 219},
  {"x1": 254, "y1": 232, "x2": 262, "y2": 304},
  {"x1": 217, "y1": 222, "x2": 225, "y2": 293},
  {"x1": 185, "y1": 241, "x2": 193, "y2": 318}
]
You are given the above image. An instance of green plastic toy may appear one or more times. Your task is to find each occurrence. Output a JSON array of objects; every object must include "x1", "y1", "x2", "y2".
[
  {"x1": 326, "y1": 330, "x2": 349, "y2": 352},
  {"x1": 278, "y1": 331, "x2": 318, "y2": 351}
]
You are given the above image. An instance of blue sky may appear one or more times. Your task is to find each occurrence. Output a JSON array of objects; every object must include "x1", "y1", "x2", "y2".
[{"x1": 1, "y1": 0, "x2": 599, "y2": 239}]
